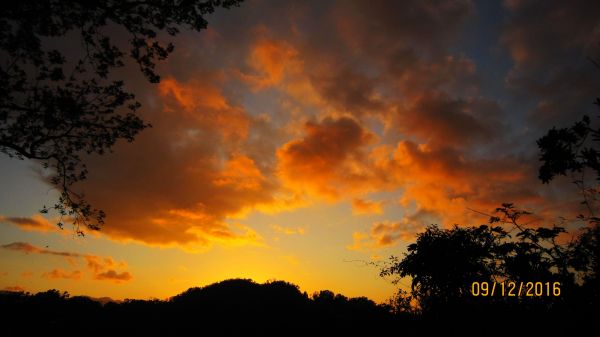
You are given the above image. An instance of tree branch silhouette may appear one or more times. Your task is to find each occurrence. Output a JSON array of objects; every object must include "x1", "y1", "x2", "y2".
[{"x1": 0, "y1": 0, "x2": 243, "y2": 234}]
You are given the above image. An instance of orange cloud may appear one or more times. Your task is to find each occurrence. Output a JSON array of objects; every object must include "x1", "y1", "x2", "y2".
[
  {"x1": 1, "y1": 242, "x2": 133, "y2": 283},
  {"x1": 349, "y1": 210, "x2": 440, "y2": 250},
  {"x1": 352, "y1": 198, "x2": 383, "y2": 215},
  {"x1": 85, "y1": 256, "x2": 124, "y2": 274},
  {"x1": 188, "y1": 222, "x2": 265, "y2": 248},
  {"x1": 159, "y1": 77, "x2": 250, "y2": 140},
  {"x1": 239, "y1": 35, "x2": 328, "y2": 110},
  {"x1": 348, "y1": 138, "x2": 554, "y2": 250},
  {"x1": 60, "y1": 72, "x2": 284, "y2": 248},
  {"x1": 94, "y1": 270, "x2": 133, "y2": 283},
  {"x1": 277, "y1": 116, "x2": 379, "y2": 199},
  {"x1": 84, "y1": 256, "x2": 132, "y2": 283},
  {"x1": 240, "y1": 38, "x2": 300, "y2": 90},
  {"x1": 393, "y1": 141, "x2": 540, "y2": 221},
  {"x1": 42, "y1": 269, "x2": 83, "y2": 280},
  {"x1": 213, "y1": 154, "x2": 267, "y2": 192}
]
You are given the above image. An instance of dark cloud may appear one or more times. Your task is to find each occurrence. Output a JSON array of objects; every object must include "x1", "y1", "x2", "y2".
[
  {"x1": 0, "y1": 215, "x2": 56, "y2": 232},
  {"x1": 332, "y1": 0, "x2": 474, "y2": 58},
  {"x1": 1, "y1": 242, "x2": 80, "y2": 257},
  {"x1": 502, "y1": 0, "x2": 600, "y2": 69},
  {"x1": 307, "y1": 63, "x2": 387, "y2": 117},
  {"x1": 501, "y1": 0, "x2": 600, "y2": 129},
  {"x1": 397, "y1": 92, "x2": 501, "y2": 147}
]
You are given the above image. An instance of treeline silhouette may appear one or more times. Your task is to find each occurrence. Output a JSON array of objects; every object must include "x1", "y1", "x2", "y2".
[{"x1": 1, "y1": 279, "x2": 406, "y2": 337}]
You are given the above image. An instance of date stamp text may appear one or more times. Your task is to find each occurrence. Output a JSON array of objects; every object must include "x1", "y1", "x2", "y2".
[{"x1": 470, "y1": 281, "x2": 561, "y2": 297}]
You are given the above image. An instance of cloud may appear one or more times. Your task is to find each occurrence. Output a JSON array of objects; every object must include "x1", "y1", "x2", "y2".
[
  {"x1": 94, "y1": 270, "x2": 133, "y2": 283},
  {"x1": 83, "y1": 256, "x2": 132, "y2": 284},
  {"x1": 257, "y1": 1, "x2": 540, "y2": 233},
  {"x1": 23, "y1": 1, "x2": 494, "y2": 250},
  {"x1": 307, "y1": 63, "x2": 386, "y2": 117},
  {"x1": 501, "y1": 0, "x2": 600, "y2": 129},
  {"x1": 501, "y1": 0, "x2": 600, "y2": 69},
  {"x1": 395, "y1": 92, "x2": 502, "y2": 148},
  {"x1": 85, "y1": 255, "x2": 123, "y2": 274},
  {"x1": 213, "y1": 154, "x2": 268, "y2": 192},
  {"x1": 0, "y1": 215, "x2": 57, "y2": 232},
  {"x1": 1, "y1": 242, "x2": 133, "y2": 283},
  {"x1": 42, "y1": 269, "x2": 83, "y2": 280},
  {"x1": 392, "y1": 55, "x2": 479, "y2": 98},
  {"x1": 277, "y1": 116, "x2": 379, "y2": 199},
  {"x1": 69, "y1": 74, "x2": 279, "y2": 247},
  {"x1": 349, "y1": 211, "x2": 440, "y2": 250},
  {"x1": 389, "y1": 140, "x2": 542, "y2": 223},
  {"x1": 351, "y1": 199, "x2": 383, "y2": 215},
  {"x1": 271, "y1": 224, "x2": 305, "y2": 235},
  {"x1": 3, "y1": 286, "x2": 25, "y2": 292},
  {"x1": 20, "y1": 271, "x2": 34, "y2": 278},
  {"x1": 240, "y1": 38, "x2": 300, "y2": 90},
  {"x1": 332, "y1": 0, "x2": 473, "y2": 57},
  {"x1": 12, "y1": 0, "x2": 588, "y2": 253},
  {"x1": 158, "y1": 76, "x2": 251, "y2": 140},
  {"x1": 1, "y1": 242, "x2": 81, "y2": 257}
]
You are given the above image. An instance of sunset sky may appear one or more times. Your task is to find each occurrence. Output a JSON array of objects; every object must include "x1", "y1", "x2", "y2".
[{"x1": 1, "y1": 0, "x2": 600, "y2": 302}]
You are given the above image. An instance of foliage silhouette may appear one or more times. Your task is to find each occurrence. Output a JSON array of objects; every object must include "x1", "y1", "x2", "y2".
[
  {"x1": 379, "y1": 204, "x2": 597, "y2": 335},
  {"x1": 536, "y1": 57, "x2": 600, "y2": 304},
  {"x1": 537, "y1": 84, "x2": 600, "y2": 181},
  {"x1": 0, "y1": 0, "x2": 242, "y2": 234}
]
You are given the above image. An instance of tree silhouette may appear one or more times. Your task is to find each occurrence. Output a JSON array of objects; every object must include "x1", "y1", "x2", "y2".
[
  {"x1": 537, "y1": 56, "x2": 600, "y2": 217},
  {"x1": 536, "y1": 56, "x2": 600, "y2": 301},
  {"x1": 380, "y1": 223, "x2": 508, "y2": 313},
  {"x1": 379, "y1": 205, "x2": 598, "y2": 335},
  {"x1": 0, "y1": 0, "x2": 242, "y2": 234}
]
